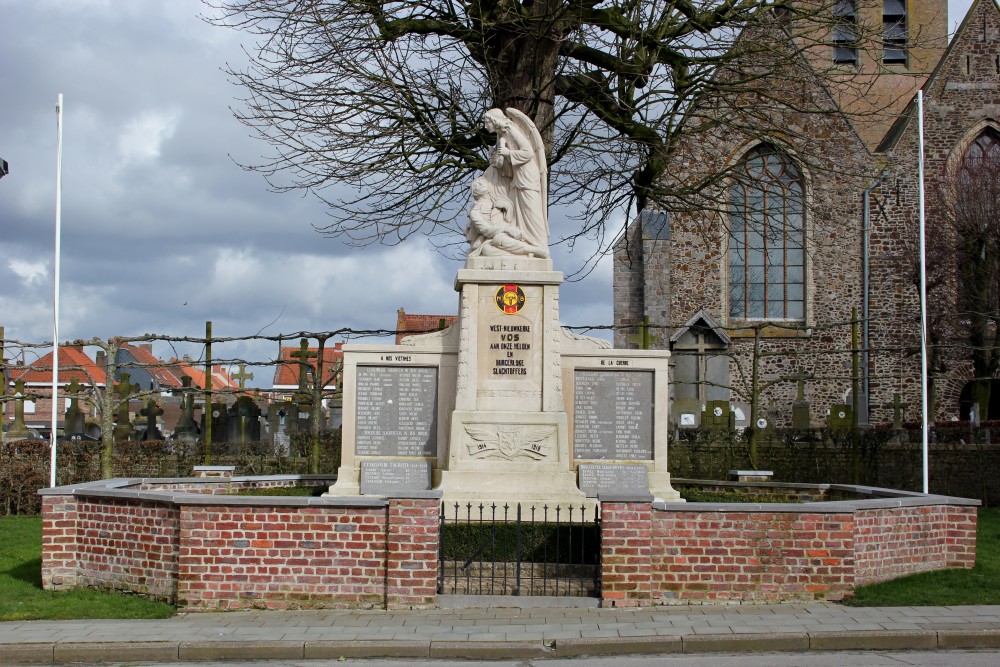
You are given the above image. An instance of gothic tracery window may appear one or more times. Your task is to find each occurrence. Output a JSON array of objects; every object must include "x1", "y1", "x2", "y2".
[{"x1": 728, "y1": 145, "x2": 805, "y2": 320}]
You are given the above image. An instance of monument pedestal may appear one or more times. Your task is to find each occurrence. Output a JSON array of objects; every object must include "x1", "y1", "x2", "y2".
[{"x1": 435, "y1": 257, "x2": 587, "y2": 508}]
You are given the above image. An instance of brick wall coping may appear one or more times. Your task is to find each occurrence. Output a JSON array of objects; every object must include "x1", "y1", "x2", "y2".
[
  {"x1": 35, "y1": 476, "x2": 394, "y2": 508},
  {"x1": 598, "y1": 492, "x2": 655, "y2": 503},
  {"x1": 655, "y1": 481, "x2": 980, "y2": 513}
]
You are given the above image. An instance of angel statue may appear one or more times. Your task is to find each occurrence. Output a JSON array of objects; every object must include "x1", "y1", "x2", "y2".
[
  {"x1": 465, "y1": 177, "x2": 550, "y2": 258},
  {"x1": 466, "y1": 108, "x2": 549, "y2": 258}
]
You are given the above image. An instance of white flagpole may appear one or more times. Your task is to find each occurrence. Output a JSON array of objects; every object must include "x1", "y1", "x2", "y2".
[
  {"x1": 50, "y1": 94, "x2": 64, "y2": 488},
  {"x1": 917, "y1": 91, "x2": 929, "y2": 494}
]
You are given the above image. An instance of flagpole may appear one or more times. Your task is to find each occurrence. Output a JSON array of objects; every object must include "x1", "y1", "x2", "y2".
[
  {"x1": 50, "y1": 94, "x2": 64, "y2": 489},
  {"x1": 917, "y1": 90, "x2": 929, "y2": 494}
]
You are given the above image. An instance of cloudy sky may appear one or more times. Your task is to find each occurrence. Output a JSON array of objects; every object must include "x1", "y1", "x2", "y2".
[{"x1": 0, "y1": 0, "x2": 977, "y2": 384}]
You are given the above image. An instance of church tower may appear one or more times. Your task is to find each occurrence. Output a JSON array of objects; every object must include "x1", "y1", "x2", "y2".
[{"x1": 826, "y1": 0, "x2": 950, "y2": 147}]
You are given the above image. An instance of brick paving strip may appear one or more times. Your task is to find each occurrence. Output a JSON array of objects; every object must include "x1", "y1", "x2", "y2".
[{"x1": 2, "y1": 603, "x2": 1000, "y2": 663}]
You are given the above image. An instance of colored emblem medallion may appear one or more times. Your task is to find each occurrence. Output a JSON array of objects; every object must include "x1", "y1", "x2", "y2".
[{"x1": 495, "y1": 284, "x2": 526, "y2": 314}]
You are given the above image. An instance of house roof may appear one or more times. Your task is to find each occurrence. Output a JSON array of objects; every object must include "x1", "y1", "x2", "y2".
[
  {"x1": 272, "y1": 343, "x2": 344, "y2": 389},
  {"x1": 395, "y1": 309, "x2": 458, "y2": 344},
  {"x1": 9, "y1": 345, "x2": 107, "y2": 386},
  {"x1": 163, "y1": 358, "x2": 238, "y2": 391},
  {"x1": 118, "y1": 343, "x2": 185, "y2": 390}
]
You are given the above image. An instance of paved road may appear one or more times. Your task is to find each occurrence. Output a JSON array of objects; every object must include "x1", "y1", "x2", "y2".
[
  {"x1": 34, "y1": 650, "x2": 1000, "y2": 667},
  {"x1": 3, "y1": 602, "x2": 1000, "y2": 664}
]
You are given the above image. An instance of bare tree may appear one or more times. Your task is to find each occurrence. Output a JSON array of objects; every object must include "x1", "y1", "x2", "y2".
[{"x1": 206, "y1": 0, "x2": 888, "y2": 263}]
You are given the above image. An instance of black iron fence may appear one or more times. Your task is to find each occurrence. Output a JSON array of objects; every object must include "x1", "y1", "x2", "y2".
[{"x1": 438, "y1": 502, "x2": 600, "y2": 597}]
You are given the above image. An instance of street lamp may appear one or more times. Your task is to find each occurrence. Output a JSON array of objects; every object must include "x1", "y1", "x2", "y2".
[{"x1": 0, "y1": 158, "x2": 8, "y2": 178}]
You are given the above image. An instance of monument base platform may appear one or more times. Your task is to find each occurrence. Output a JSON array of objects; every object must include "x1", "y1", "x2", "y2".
[{"x1": 435, "y1": 468, "x2": 592, "y2": 514}]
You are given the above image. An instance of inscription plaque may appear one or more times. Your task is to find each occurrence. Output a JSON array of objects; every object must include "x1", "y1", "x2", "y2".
[
  {"x1": 355, "y1": 366, "x2": 438, "y2": 457},
  {"x1": 573, "y1": 370, "x2": 653, "y2": 460},
  {"x1": 578, "y1": 464, "x2": 650, "y2": 498},
  {"x1": 360, "y1": 460, "x2": 433, "y2": 495}
]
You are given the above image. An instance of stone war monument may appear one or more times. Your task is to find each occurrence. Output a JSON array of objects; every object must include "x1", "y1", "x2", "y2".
[{"x1": 328, "y1": 108, "x2": 679, "y2": 507}]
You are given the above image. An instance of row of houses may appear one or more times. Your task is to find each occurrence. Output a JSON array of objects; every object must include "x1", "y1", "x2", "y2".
[
  {"x1": 1, "y1": 307, "x2": 459, "y2": 441},
  {"x1": 1, "y1": 341, "x2": 343, "y2": 441}
]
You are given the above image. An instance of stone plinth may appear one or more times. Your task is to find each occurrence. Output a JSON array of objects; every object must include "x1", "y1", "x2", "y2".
[{"x1": 435, "y1": 258, "x2": 586, "y2": 507}]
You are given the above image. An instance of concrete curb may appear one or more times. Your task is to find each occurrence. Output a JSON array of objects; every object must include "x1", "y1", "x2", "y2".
[
  {"x1": 555, "y1": 635, "x2": 682, "y2": 656},
  {"x1": 5, "y1": 629, "x2": 1000, "y2": 663},
  {"x1": 808, "y1": 629, "x2": 938, "y2": 651}
]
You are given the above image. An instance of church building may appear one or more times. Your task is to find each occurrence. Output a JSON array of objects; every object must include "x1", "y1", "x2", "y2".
[{"x1": 614, "y1": 0, "x2": 1000, "y2": 426}]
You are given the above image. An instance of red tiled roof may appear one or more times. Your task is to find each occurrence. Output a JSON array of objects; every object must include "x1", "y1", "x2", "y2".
[
  {"x1": 119, "y1": 343, "x2": 184, "y2": 389},
  {"x1": 395, "y1": 309, "x2": 457, "y2": 344},
  {"x1": 9, "y1": 345, "x2": 107, "y2": 386},
  {"x1": 164, "y1": 359, "x2": 238, "y2": 391},
  {"x1": 272, "y1": 343, "x2": 343, "y2": 389}
]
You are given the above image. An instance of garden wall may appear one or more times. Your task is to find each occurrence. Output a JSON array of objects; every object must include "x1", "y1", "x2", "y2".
[
  {"x1": 599, "y1": 487, "x2": 978, "y2": 607},
  {"x1": 40, "y1": 476, "x2": 439, "y2": 611},
  {"x1": 42, "y1": 477, "x2": 979, "y2": 609}
]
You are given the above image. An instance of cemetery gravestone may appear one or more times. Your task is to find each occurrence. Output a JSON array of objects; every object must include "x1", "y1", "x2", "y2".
[
  {"x1": 792, "y1": 372, "x2": 812, "y2": 429},
  {"x1": 113, "y1": 374, "x2": 140, "y2": 440},
  {"x1": 827, "y1": 403, "x2": 853, "y2": 430},
  {"x1": 63, "y1": 378, "x2": 86, "y2": 437},
  {"x1": 172, "y1": 375, "x2": 199, "y2": 442},
  {"x1": 139, "y1": 399, "x2": 164, "y2": 440},
  {"x1": 7, "y1": 379, "x2": 35, "y2": 440},
  {"x1": 703, "y1": 399, "x2": 734, "y2": 429},
  {"x1": 672, "y1": 397, "x2": 702, "y2": 429}
]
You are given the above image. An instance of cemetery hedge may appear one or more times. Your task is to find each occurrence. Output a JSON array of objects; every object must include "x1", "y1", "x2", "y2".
[
  {"x1": 3, "y1": 423, "x2": 998, "y2": 514},
  {"x1": 0, "y1": 431, "x2": 341, "y2": 515},
  {"x1": 668, "y1": 423, "x2": 1000, "y2": 505}
]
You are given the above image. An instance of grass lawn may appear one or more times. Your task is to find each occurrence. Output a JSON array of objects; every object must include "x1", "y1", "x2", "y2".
[
  {"x1": 845, "y1": 507, "x2": 1000, "y2": 606},
  {"x1": 0, "y1": 516, "x2": 174, "y2": 621}
]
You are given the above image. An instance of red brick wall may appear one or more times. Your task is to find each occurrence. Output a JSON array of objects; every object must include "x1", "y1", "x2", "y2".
[
  {"x1": 854, "y1": 505, "x2": 978, "y2": 585},
  {"x1": 601, "y1": 501, "x2": 978, "y2": 606},
  {"x1": 386, "y1": 499, "x2": 440, "y2": 610},
  {"x1": 41, "y1": 483, "x2": 442, "y2": 611},
  {"x1": 177, "y1": 504, "x2": 387, "y2": 610},
  {"x1": 600, "y1": 501, "x2": 653, "y2": 607},
  {"x1": 40, "y1": 495, "x2": 80, "y2": 589},
  {"x1": 42, "y1": 496, "x2": 180, "y2": 600}
]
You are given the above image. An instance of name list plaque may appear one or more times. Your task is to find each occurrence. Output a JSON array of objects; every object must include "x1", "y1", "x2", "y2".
[
  {"x1": 355, "y1": 365, "x2": 438, "y2": 457},
  {"x1": 573, "y1": 369, "x2": 653, "y2": 460}
]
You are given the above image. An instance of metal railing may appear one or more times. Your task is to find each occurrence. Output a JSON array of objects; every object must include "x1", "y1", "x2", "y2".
[{"x1": 438, "y1": 502, "x2": 600, "y2": 597}]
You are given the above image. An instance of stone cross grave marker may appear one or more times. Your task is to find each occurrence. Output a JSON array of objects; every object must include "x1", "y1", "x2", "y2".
[
  {"x1": 7, "y1": 379, "x2": 36, "y2": 440},
  {"x1": 140, "y1": 398, "x2": 164, "y2": 440},
  {"x1": 113, "y1": 373, "x2": 140, "y2": 440},
  {"x1": 792, "y1": 370, "x2": 812, "y2": 429},
  {"x1": 173, "y1": 375, "x2": 199, "y2": 440},
  {"x1": 63, "y1": 377, "x2": 86, "y2": 436},
  {"x1": 885, "y1": 392, "x2": 909, "y2": 430},
  {"x1": 290, "y1": 339, "x2": 317, "y2": 420},
  {"x1": 232, "y1": 364, "x2": 254, "y2": 391}
]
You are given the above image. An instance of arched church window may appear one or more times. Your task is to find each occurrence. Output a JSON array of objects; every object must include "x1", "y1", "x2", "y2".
[
  {"x1": 883, "y1": 0, "x2": 908, "y2": 64},
  {"x1": 962, "y1": 128, "x2": 1000, "y2": 169},
  {"x1": 728, "y1": 146, "x2": 805, "y2": 320}
]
